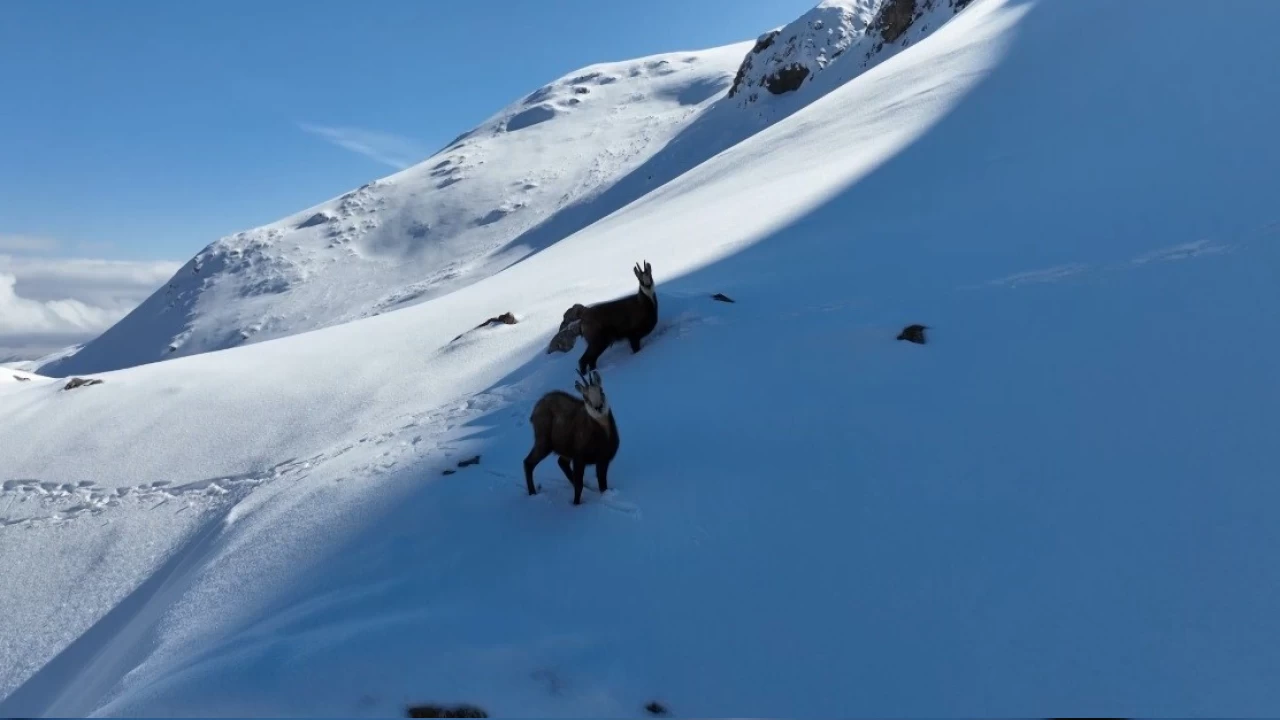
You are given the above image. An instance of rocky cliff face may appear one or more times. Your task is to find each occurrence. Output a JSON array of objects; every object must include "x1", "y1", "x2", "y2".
[
  {"x1": 728, "y1": 0, "x2": 977, "y2": 107},
  {"x1": 728, "y1": 0, "x2": 882, "y2": 104}
]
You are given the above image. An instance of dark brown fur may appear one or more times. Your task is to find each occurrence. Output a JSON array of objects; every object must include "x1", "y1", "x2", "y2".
[
  {"x1": 524, "y1": 388, "x2": 619, "y2": 505},
  {"x1": 575, "y1": 262, "x2": 658, "y2": 374}
]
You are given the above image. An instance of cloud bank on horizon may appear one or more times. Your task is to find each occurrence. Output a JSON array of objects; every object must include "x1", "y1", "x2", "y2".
[{"x1": 0, "y1": 252, "x2": 180, "y2": 362}]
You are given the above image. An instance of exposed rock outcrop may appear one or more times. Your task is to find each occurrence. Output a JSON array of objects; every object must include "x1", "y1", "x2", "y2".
[
  {"x1": 765, "y1": 63, "x2": 811, "y2": 94},
  {"x1": 870, "y1": 0, "x2": 976, "y2": 49},
  {"x1": 728, "y1": 29, "x2": 782, "y2": 98},
  {"x1": 405, "y1": 704, "x2": 488, "y2": 718},
  {"x1": 875, "y1": 0, "x2": 916, "y2": 42},
  {"x1": 63, "y1": 377, "x2": 104, "y2": 391},
  {"x1": 728, "y1": 0, "x2": 881, "y2": 104},
  {"x1": 897, "y1": 323, "x2": 928, "y2": 344},
  {"x1": 645, "y1": 701, "x2": 672, "y2": 716},
  {"x1": 451, "y1": 312, "x2": 517, "y2": 342},
  {"x1": 728, "y1": 0, "x2": 977, "y2": 108}
]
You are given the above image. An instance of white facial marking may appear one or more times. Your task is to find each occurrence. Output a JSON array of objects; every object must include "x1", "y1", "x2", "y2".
[{"x1": 582, "y1": 387, "x2": 611, "y2": 427}]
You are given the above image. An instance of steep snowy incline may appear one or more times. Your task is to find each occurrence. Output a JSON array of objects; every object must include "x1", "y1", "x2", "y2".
[
  {"x1": 0, "y1": 1, "x2": 1021, "y2": 708},
  {"x1": 1, "y1": 368, "x2": 45, "y2": 383},
  {"x1": 42, "y1": 43, "x2": 750, "y2": 378},
  {"x1": 44, "y1": 0, "x2": 983, "y2": 381},
  {"x1": 518, "y1": 0, "x2": 978, "y2": 265},
  {"x1": 6, "y1": 0, "x2": 1280, "y2": 715}
]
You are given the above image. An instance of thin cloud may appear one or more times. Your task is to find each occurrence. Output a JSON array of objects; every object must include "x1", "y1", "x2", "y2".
[
  {"x1": 298, "y1": 122, "x2": 428, "y2": 169},
  {"x1": 76, "y1": 240, "x2": 117, "y2": 253},
  {"x1": 0, "y1": 255, "x2": 180, "y2": 361},
  {"x1": 0, "y1": 234, "x2": 60, "y2": 253}
]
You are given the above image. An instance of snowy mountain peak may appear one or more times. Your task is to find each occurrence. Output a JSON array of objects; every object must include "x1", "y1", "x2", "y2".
[
  {"x1": 41, "y1": 43, "x2": 750, "y2": 377},
  {"x1": 729, "y1": 0, "x2": 881, "y2": 101},
  {"x1": 40, "y1": 0, "x2": 980, "y2": 380}
]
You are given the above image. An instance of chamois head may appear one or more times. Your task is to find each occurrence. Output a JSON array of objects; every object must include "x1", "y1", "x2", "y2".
[
  {"x1": 634, "y1": 261, "x2": 655, "y2": 300},
  {"x1": 574, "y1": 369, "x2": 610, "y2": 422}
]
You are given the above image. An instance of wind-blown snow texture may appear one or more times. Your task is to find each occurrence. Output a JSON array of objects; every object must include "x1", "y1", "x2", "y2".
[{"x1": 5, "y1": 0, "x2": 1280, "y2": 716}]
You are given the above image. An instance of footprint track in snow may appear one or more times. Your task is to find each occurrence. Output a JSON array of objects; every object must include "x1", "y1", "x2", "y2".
[
  {"x1": 968, "y1": 235, "x2": 1247, "y2": 292},
  {"x1": 0, "y1": 455, "x2": 323, "y2": 528},
  {"x1": 3, "y1": 345, "x2": 654, "y2": 528}
]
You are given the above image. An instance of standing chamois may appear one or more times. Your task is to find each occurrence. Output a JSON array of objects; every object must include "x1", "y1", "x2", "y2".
[
  {"x1": 524, "y1": 369, "x2": 619, "y2": 505},
  {"x1": 559, "y1": 262, "x2": 658, "y2": 375}
]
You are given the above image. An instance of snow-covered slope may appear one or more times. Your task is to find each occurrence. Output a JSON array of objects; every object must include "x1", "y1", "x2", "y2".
[
  {"x1": 43, "y1": 0, "x2": 980, "y2": 381},
  {"x1": 6, "y1": 0, "x2": 1280, "y2": 715},
  {"x1": 0, "y1": 368, "x2": 45, "y2": 383},
  {"x1": 41, "y1": 44, "x2": 750, "y2": 377},
  {"x1": 2, "y1": 343, "x2": 82, "y2": 373}
]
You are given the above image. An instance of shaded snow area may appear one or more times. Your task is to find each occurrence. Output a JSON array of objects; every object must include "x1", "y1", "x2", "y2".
[{"x1": 5, "y1": 0, "x2": 1280, "y2": 716}]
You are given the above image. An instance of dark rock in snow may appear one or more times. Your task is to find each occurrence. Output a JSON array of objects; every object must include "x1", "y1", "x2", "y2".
[
  {"x1": 408, "y1": 221, "x2": 431, "y2": 239},
  {"x1": 452, "y1": 312, "x2": 517, "y2": 342},
  {"x1": 63, "y1": 377, "x2": 104, "y2": 391},
  {"x1": 478, "y1": 312, "x2": 517, "y2": 328},
  {"x1": 457, "y1": 455, "x2": 481, "y2": 468},
  {"x1": 764, "y1": 63, "x2": 811, "y2": 94},
  {"x1": 728, "y1": 29, "x2": 781, "y2": 98},
  {"x1": 897, "y1": 324, "x2": 928, "y2": 344},
  {"x1": 876, "y1": 0, "x2": 918, "y2": 42},
  {"x1": 441, "y1": 469, "x2": 456, "y2": 476},
  {"x1": 13, "y1": 374, "x2": 31, "y2": 382},
  {"x1": 711, "y1": 292, "x2": 736, "y2": 303},
  {"x1": 645, "y1": 701, "x2": 671, "y2": 716},
  {"x1": 875, "y1": 0, "x2": 972, "y2": 44},
  {"x1": 405, "y1": 704, "x2": 488, "y2": 718}
]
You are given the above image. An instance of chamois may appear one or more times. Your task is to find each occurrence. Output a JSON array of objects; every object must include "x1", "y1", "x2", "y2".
[
  {"x1": 573, "y1": 261, "x2": 658, "y2": 374},
  {"x1": 523, "y1": 369, "x2": 620, "y2": 505}
]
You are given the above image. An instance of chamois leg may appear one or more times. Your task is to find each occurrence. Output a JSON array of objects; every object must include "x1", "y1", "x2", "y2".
[
  {"x1": 578, "y1": 339, "x2": 607, "y2": 374},
  {"x1": 570, "y1": 459, "x2": 586, "y2": 505},
  {"x1": 596, "y1": 460, "x2": 609, "y2": 493},
  {"x1": 628, "y1": 335, "x2": 642, "y2": 353},
  {"x1": 557, "y1": 455, "x2": 574, "y2": 483},
  {"x1": 523, "y1": 444, "x2": 551, "y2": 495}
]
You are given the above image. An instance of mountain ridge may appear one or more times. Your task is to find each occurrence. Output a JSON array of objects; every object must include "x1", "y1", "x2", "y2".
[{"x1": 43, "y1": 0, "x2": 978, "y2": 378}]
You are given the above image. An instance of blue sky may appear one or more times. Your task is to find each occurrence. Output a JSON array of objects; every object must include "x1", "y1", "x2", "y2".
[{"x1": 0, "y1": 0, "x2": 812, "y2": 263}]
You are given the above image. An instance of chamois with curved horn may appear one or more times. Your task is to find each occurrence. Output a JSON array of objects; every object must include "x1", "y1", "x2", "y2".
[
  {"x1": 523, "y1": 369, "x2": 620, "y2": 505},
  {"x1": 569, "y1": 261, "x2": 658, "y2": 374}
]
